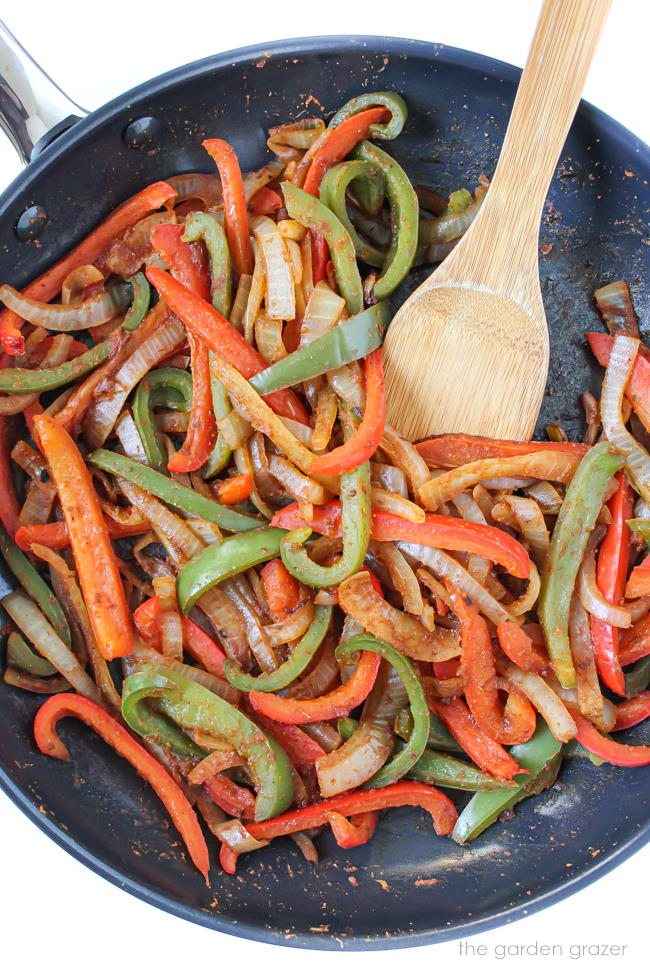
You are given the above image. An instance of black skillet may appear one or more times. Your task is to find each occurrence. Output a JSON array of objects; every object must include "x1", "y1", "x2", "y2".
[{"x1": 0, "y1": 21, "x2": 648, "y2": 951}]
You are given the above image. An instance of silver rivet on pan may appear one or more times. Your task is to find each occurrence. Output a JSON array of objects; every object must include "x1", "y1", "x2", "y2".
[
  {"x1": 15, "y1": 205, "x2": 48, "y2": 241},
  {"x1": 123, "y1": 117, "x2": 163, "y2": 148}
]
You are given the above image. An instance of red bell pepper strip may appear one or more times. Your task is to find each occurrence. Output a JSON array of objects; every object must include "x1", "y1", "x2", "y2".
[
  {"x1": 620, "y1": 613, "x2": 650, "y2": 666},
  {"x1": 325, "y1": 810, "x2": 379, "y2": 849},
  {"x1": 0, "y1": 416, "x2": 20, "y2": 537},
  {"x1": 626, "y1": 554, "x2": 650, "y2": 598},
  {"x1": 146, "y1": 267, "x2": 308, "y2": 424},
  {"x1": 15, "y1": 515, "x2": 148, "y2": 552},
  {"x1": 260, "y1": 557, "x2": 301, "y2": 620},
  {"x1": 0, "y1": 181, "x2": 177, "y2": 356},
  {"x1": 202, "y1": 139, "x2": 254, "y2": 276},
  {"x1": 497, "y1": 620, "x2": 548, "y2": 674},
  {"x1": 249, "y1": 187, "x2": 283, "y2": 215},
  {"x1": 613, "y1": 692, "x2": 650, "y2": 731},
  {"x1": 271, "y1": 502, "x2": 531, "y2": 580},
  {"x1": 219, "y1": 781, "x2": 457, "y2": 872},
  {"x1": 587, "y1": 332, "x2": 650, "y2": 430},
  {"x1": 433, "y1": 659, "x2": 459, "y2": 679},
  {"x1": 250, "y1": 710, "x2": 327, "y2": 774},
  {"x1": 311, "y1": 236, "x2": 329, "y2": 286},
  {"x1": 133, "y1": 595, "x2": 226, "y2": 676},
  {"x1": 451, "y1": 589, "x2": 534, "y2": 745},
  {"x1": 567, "y1": 707, "x2": 650, "y2": 766},
  {"x1": 33, "y1": 414, "x2": 132, "y2": 660},
  {"x1": 416, "y1": 433, "x2": 588, "y2": 468},
  {"x1": 215, "y1": 473, "x2": 252, "y2": 506},
  {"x1": 21, "y1": 398, "x2": 43, "y2": 435},
  {"x1": 590, "y1": 473, "x2": 632, "y2": 696},
  {"x1": 34, "y1": 693, "x2": 209, "y2": 880},
  {"x1": 151, "y1": 225, "x2": 216, "y2": 473},
  {"x1": 249, "y1": 651, "x2": 381, "y2": 723},
  {"x1": 204, "y1": 772, "x2": 256, "y2": 819},
  {"x1": 302, "y1": 108, "x2": 391, "y2": 196},
  {"x1": 428, "y1": 697, "x2": 522, "y2": 781},
  {"x1": 308, "y1": 350, "x2": 386, "y2": 477}
]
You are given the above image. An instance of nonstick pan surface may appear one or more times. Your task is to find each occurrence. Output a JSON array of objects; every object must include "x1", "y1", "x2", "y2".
[{"x1": 0, "y1": 35, "x2": 648, "y2": 950}]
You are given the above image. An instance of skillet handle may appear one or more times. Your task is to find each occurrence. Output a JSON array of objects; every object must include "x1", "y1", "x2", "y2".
[{"x1": 0, "y1": 17, "x2": 87, "y2": 164}]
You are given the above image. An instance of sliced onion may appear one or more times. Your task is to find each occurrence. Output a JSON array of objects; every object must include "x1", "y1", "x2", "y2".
[
  {"x1": 219, "y1": 409, "x2": 252, "y2": 449},
  {"x1": 370, "y1": 462, "x2": 408, "y2": 498},
  {"x1": 19, "y1": 479, "x2": 57, "y2": 527},
  {"x1": 278, "y1": 416, "x2": 314, "y2": 448},
  {"x1": 264, "y1": 599, "x2": 315, "y2": 646},
  {"x1": 626, "y1": 594, "x2": 650, "y2": 622},
  {"x1": 84, "y1": 308, "x2": 185, "y2": 447},
  {"x1": 545, "y1": 675, "x2": 616, "y2": 734},
  {"x1": 496, "y1": 658, "x2": 577, "y2": 742},
  {"x1": 506, "y1": 562, "x2": 541, "y2": 617},
  {"x1": 397, "y1": 542, "x2": 518, "y2": 626},
  {"x1": 299, "y1": 281, "x2": 345, "y2": 346},
  {"x1": 242, "y1": 161, "x2": 284, "y2": 202},
  {"x1": 452, "y1": 491, "x2": 488, "y2": 524},
  {"x1": 197, "y1": 588, "x2": 252, "y2": 670},
  {"x1": 420, "y1": 452, "x2": 580, "y2": 511},
  {"x1": 601, "y1": 332, "x2": 650, "y2": 503},
  {"x1": 418, "y1": 185, "x2": 487, "y2": 245},
  {"x1": 479, "y1": 476, "x2": 535, "y2": 491},
  {"x1": 117, "y1": 477, "x2": 204, "y2": 562},
  {"x1": 327, "y1": 362, "x2": 365, "y2": 409},
  {"x1": 284, "y1": 238, "x2": 303, "y2": 285},
  {"x1": 152, "y1": 575, "x2": 183, "y2": 660},
  {"x1": 186, "y1": 519, "x2": 223, "y2": 547},
  {"x1": 380, "y1": 424, "x2": 431, "y2": 501},
  {"x1": 131, "y1": 644, "x2": 239, "y2": 705},
  {"x1": 215, "y1": 818, "x2": 269, "y2": 853},
  {"x1": 568, "y1": 592, "x2": 607, "y2": 722},
  {"x1": 372, "y1": 541, "x2": 424, "y2": 615},
  {"x1": 594, "y1": 280, "x2": 638, "y2": 337},
  {"x1": 229, "y1": 272, "x2": 252, "y2": 328},
  {"x1": 525, "y1": 479, "x2": 564, "y2": 514},
  {"x1": 11, "y1": 439, "x2": 45, "y2": 477},
  {"x1": 312, "y1": 385, "x2": 338, "y2": 453},
  {"x1": 502, "y1": 495, "x2": 549, "y2": 570},
  {"x1": 233, "y1": 442, "x2": 274, "y2": 520},
  {"x1": 61, "y1": 264, "x2": 104, "y2": 304},
  {"x1": 577, "y1": 525, "x2": 631, "y2": 627},
  {"x1": 302, "y1": 721, "x2": 342, "y2": 752},
  {"x1": 316, "y1": 664, "x2": 404, "y2": 797},
  {"x1": 115, "y1": 410, "x2": 148, "y2": 463},
  {"x1": 285, "y1": 637, "x2": 339, "y2": 700},
  {"x1": 254, "y1": 313, "x2": 286, "y2": 364},
  {"x1": 188, "y1": 747, "x2": 240, "y2": 784},
  {"x1": 267, "y1": 454, "x2": 329, "y2": 505},
  {"x1": 371, "y1": 487, "x2": 425, "y2": 523},
  {"x1": 222, "y1": 579, "x2": 277, "y2": 673},
  {"x1": 0, "y1": 283, "x2": 130, "y2": 331},
  {"x1": 2, "y1": 590, "x2": 98, "y2": 701},
  {"x1": 242, "y1": 245, "x2": 265, "y2": 343},
  {"x1": 268, "y1": 119, "x2": 325, "y2": 159},
  {"x1": 251, "y1": 215, "x2": 295, "y2": 321},
  {"x1": 166, "y1": 172, "x2": 222, "y2": 206}
]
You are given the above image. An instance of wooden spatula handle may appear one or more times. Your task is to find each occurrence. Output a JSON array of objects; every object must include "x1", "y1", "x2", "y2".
[{"x1": 442, "y1": 0, "x2": 611, "y2": 307}]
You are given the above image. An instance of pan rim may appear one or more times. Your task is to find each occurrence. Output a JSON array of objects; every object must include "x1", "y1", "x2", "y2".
[{"x1": 0, "y1": 32, "x2": 648, "y2": 950}]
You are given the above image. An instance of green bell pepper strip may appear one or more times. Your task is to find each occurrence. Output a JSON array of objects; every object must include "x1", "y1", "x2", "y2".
[
  {"x1": 337, "y1": 716, "x2": 359, "y2": 740},
  {"x1": 223, "y1": 605, "x2": 332, "y2": 692},
  {"x1": 395, "y1": 705, "x2": 464, "y2": 753},
  {"x1": 0, "y1": 523, "x2": 70, "y2": 645},
  {"x1": 320, "y1": 161, "x2": 387, "y2": 268},
  {"x1": 201, "y1": 353, "x2": 232, "y2": 478},
  {"x1": 89, "y1": 448, "x2": 262, "y2": 532},
  {"x1": 7, "y1": 630, "x2": 57, "y2": 677},
  {"x1": 334, "y1": 633, "x2": 429, "y2": 789},
  {"x1": 250, "y1": 301, "x2": 389, "y2": 396},
  {"x1": 121, "y1": 272, "x2": 151, "y2": 331},
  {"x1": 280, "y1": 435, "x2": 370, "y2": 587},
  {"x1": 121, "y1": 670, "x2": 207, "y2": 759},
  {"x1": 624, "y1": 655, "x2": 650, "y2": 698},
  {"x1": 447, "y1": 188, "x2": 473, "y2": 213},
  {"x1": 133, "y1": 367, "x2": 193, "y2": 472},
  {"x1": 183, "y1": 212, "x2": 232, "y2": 317},
  {"x1": 628, "y1": 518, "x2": 650, "y2": 547},
  {"x1": 451, "y1": 719, "x2": 563, "y2": 844},
  {"x1": 177, "y1": 527, "x2": 287, "y2": 613},
  {"x1": 352, "y1": 141, "x2": 419, "y2": 300},
  {"x1": 539, "y1": 441, "x2": 626, "y2": 688},
  {"x1": 563, "y1": 739, "x2": 605, "y2": 766},
  {"x1": 328, "y1": 92, "x2": 408, "y2": 141},
  {"x1": 408, "y1": 748, "x2": 505, "y2": 792},
  {"x1": 122, "y1": 663, "x2": 294, "y2": 820},
  {"x1": 0, "y1": 339, "x2": 112, "y2": 393},
  {"x1": 281, "y1": 181, "x2": 363, "y2": 315}
]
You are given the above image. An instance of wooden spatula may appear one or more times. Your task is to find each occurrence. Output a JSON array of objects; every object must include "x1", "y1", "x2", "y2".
[{"x1": 384, "y1": 0, "x2": 612, "y2": 442}]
